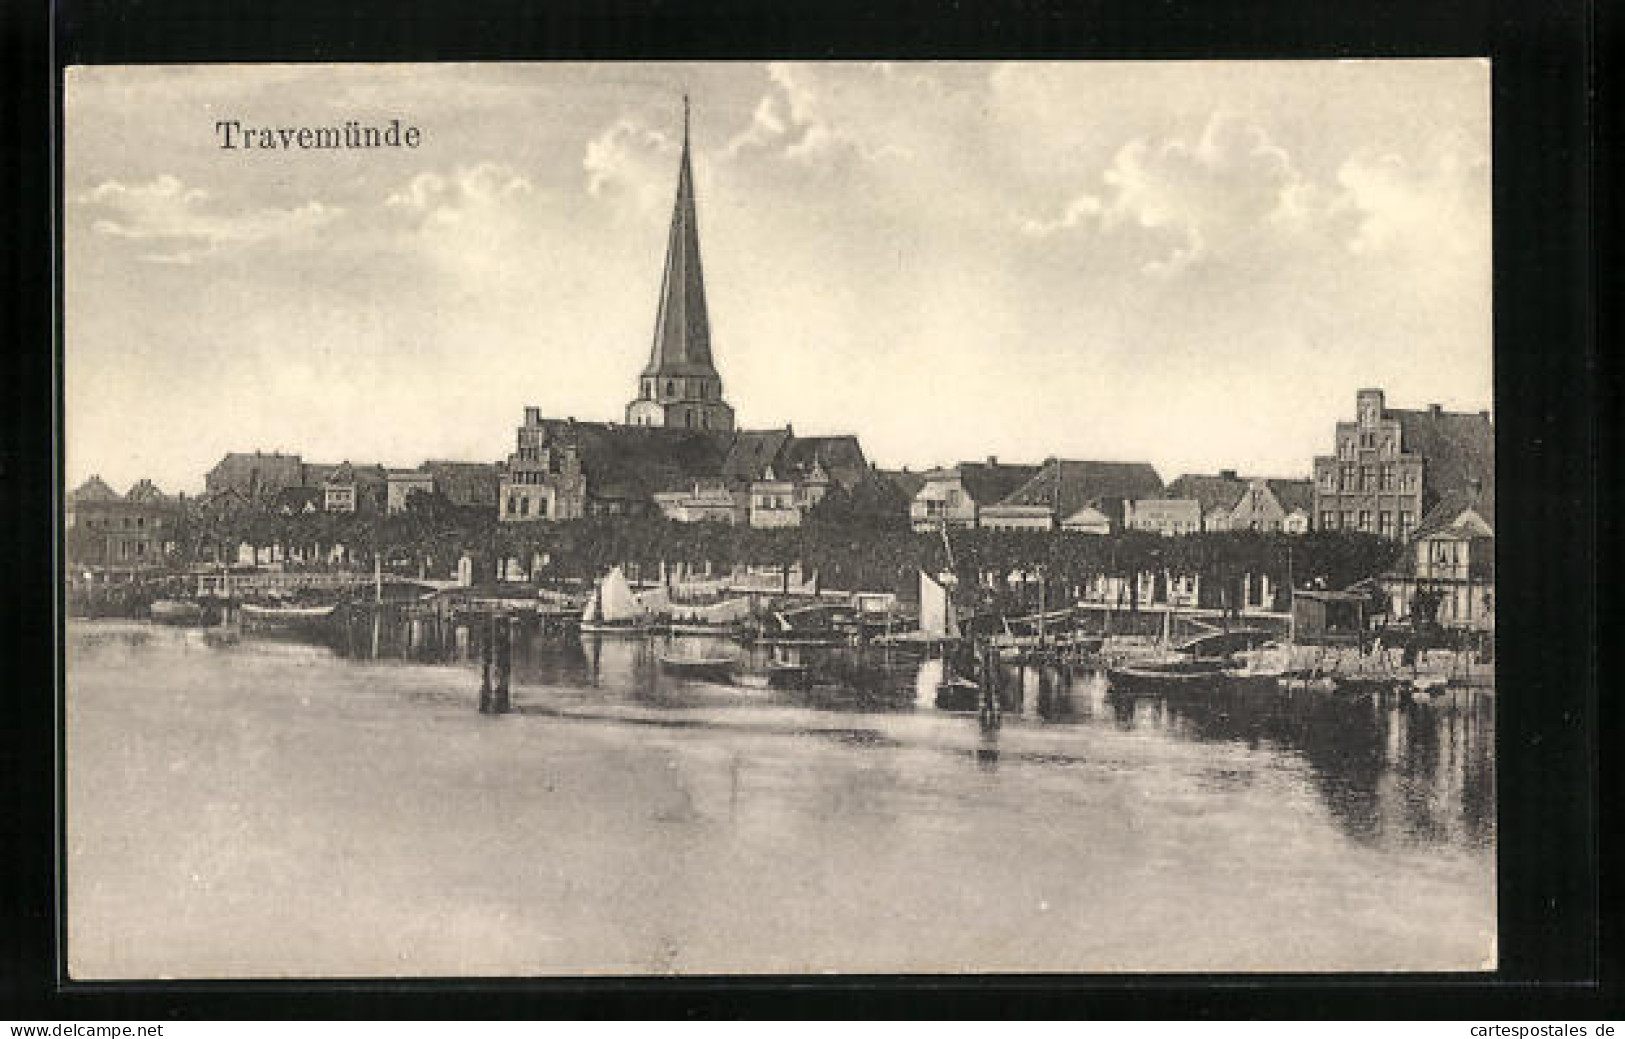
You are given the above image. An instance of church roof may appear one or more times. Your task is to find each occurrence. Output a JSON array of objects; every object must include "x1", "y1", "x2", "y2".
[
  {"x1": 643, "y1": 99, "x2": 718, "y2": 381},
  {"x1": 535, "y1": 419, "x2": 731, "y2": 502}
]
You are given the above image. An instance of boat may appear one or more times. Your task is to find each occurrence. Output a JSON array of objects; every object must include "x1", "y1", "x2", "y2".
[
  {"x1": 657, "y1": 653, "x2": 736, "y2": 683},
  {"x1": 873, "y1": 571, "x2": 962, "y2": 648},
  {"x1": 149, "y1": 599, "x2": 204, "y2": 625},
  {"x1": 240, "y1": 601, "x2": 338, "y2": 629},
  {"x1": 751, "y1": 604, "x2": 847, "y2": 647},
  {"x1": 933, "y1": 675, "x2": 982, "y2": 711},
  {"x1": 666, "y1": 596, "x2": 753, "y2": 636},
  {"x1": 579, "y1": 567, "x2": 651, "y2": 635},
  {"x1": 1106, "y1": 656, "x2": 1235, "y2": 695}
]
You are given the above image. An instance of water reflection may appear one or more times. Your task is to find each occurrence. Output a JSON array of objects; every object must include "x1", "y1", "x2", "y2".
[{"x1": 133, "y1": 613, "x2": 1496, "y2": 854}]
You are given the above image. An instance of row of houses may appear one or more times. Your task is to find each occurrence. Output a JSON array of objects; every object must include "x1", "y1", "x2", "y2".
[
  {"x1": 498, "y1": 411, "x2": 872, "y2": 528},
  {"x1": 203, "y1": 452, "x2": 499, "y2": 516},
  {"x1": 899, "y1": 460, "x2": 1314, "y2": 536},
  {"x1": 894, "y1": 388, "x2": 1492, "y2": 544}
]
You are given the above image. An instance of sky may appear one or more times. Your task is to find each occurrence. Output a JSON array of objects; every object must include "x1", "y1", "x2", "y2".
[{"x1": 64, "y1": 61, "x2": 1491, "y2": 495}]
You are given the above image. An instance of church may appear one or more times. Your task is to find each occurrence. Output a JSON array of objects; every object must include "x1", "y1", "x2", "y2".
[{"x1": 498, "y1": 101, "x2": 867, "y2": 526}]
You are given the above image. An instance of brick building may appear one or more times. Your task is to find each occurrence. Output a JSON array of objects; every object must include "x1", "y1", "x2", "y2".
[{"x1": 1312, "y1": 388, "x2": 1492, "y2": 539}]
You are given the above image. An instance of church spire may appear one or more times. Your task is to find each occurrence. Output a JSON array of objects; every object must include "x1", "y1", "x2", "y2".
[
  {"x1": 626, "y1": 97, "x2": 734, "y2": 433},
  {"x1": 642, "y1": 93, "x2": 715, "y2": 378}
]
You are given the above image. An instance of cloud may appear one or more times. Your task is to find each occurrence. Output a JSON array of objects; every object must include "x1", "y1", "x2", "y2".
[
  {"x1": 74, "y1": 174, "x2": 343, "y2": 264},
  {"x1": 386, "y1": 163, "x2": 535, "y2": 230},
  {"x1": 1021, "y1": 111, "x2": 1324, "y2": 276},
  {"x1": 1336, "y1": 138, "x2": 1489, "y2": 262},
  {"x1": 724, "y1": 63, "x2": 918, "y2": 166},
  {"x1": 582, "y1": 117, "x2": 678, "y2": 214}
]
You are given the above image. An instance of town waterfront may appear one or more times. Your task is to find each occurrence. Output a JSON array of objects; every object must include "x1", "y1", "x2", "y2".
[{"x1": 66, "y1": 618, "x2": 1494, "y2": 977}]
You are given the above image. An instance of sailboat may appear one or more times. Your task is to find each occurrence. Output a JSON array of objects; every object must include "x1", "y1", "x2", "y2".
[
  {"x1": 874, "y1": 570, "x2": 962, "y2": 649},
  {"x1": 579, "y1": 566, "x2": 650, "y2": 635}
]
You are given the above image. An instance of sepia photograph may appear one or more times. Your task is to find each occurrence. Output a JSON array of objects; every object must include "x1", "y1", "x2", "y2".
[{"x1": 62, "y1": 60, "x2": 1495, "y2": 978}]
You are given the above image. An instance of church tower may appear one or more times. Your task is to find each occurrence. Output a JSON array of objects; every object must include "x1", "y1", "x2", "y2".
[{"x1": 625, "y1": 97, "x2": 735, "y2": 433}]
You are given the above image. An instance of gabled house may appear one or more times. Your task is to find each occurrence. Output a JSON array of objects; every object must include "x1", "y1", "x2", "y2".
[
  {"x1": 65, "y1": 478, "x2": 180, "y2": 571},
  {"x1": 909, "y1": 458, "x2": 1040, "y2": 531},
  {"x1": 1378, "y1": 491, "x2": 1494, "y2": 631},
  {"x1": 1124, "y1": 497, "x2": 1202, "y2": 536},
  {"x1": 1313, "y1": 388, "x2": 1493, "y2": 539},
  {"x1": 1060, "y1": 502, "x2": 1118, "y2": 535},
  {"x1": 386, "y1": 469, "x2": 437, "y2": 514},
  {"x1": 654, "y1": 477, "x2": 749, "y2": 525},
  {"x1": 322, "y1": 462, "x2": 359, "y2": 513},
  {"x1": 980, "y1": 459, "x2": 1163, "y2": 531}
]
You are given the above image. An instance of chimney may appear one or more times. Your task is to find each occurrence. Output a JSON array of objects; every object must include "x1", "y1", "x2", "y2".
[
  {"x1": 1479, "y1": 409, "x2": 1490, "y2": 420},
  {"x1": 1219, "y1": 469, "x2": 1238, "y2": 480},
  {"x1": 987, "y1": 455, "x2": 999, "y2": 468},
  {"x1": 1429, "y1": 404, "x2": 1442, "y2": 418}
]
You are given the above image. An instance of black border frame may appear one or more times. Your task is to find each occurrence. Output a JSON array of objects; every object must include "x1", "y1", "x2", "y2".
[{"x1": 3, "y1": 0, "x2": 1609, "y2": 1019}]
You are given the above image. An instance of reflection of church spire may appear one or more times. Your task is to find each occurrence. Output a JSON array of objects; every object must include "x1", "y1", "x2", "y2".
[{"x1": 643, "y1": 93, "x2": 715, "y2": 379}]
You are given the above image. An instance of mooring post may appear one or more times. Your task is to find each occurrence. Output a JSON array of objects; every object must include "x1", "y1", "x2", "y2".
[
  {"x1": 978, "y1": 640, "x2": 1002, "y2": 732},
  {"x1": 493, "y1": 613, "x2": 514, "y2": 714},
  {"x1": 478, "y1": 612, "x2": 494, "y2": 713}
]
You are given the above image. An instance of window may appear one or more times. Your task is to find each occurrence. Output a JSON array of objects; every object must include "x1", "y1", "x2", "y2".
[
  {"x1": 945, "y1": 489, "x2": 961, "y2": 508},
  {"x1": 1358, "y1": 510, "x2": 1372, "y2": 531},
  {"x1": 1361, "y1": 466, "x2": 1376, "y2": 491},
  {"x1": 1321, "y1": 470, "x2": 1336, "y2": 491},
  {"x1": 1360, "y1": 432, "x2": 1375, "y2": 449},
  {"x1": 1381, "y1": 466, "x2": 1395, "y2": 491},
  {"x1": 537, "y1": 497, "x2": 548, "y2": 517},
  {"x1": 1399, "y1": 511, "x2": 1414, "y2": 537},
  {"x1": 702, "y1": 413, "x2": 710, "y2": 429},
  {"x1": 685, "y1": 411, "x2": 693, "y2": 428},
  {"x1": 1379, "y1": 511, "x2": 1394, "y2": 537},
  {"x1": 1341, "y1": 463, "x2": 1357, "y2": 490},
  {"x1": 666, "y1": 380, "x2": 675, "y2": 396},
  {"x1": 1342, "y1": 510, "x2": 1355, "y2": 529}
]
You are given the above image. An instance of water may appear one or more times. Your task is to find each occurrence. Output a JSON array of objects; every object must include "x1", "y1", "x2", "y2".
[{"x1": 65, "y1": 619, "x2": 1495, "y2": 977}]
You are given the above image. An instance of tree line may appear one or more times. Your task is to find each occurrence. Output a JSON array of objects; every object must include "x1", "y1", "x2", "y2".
[{"x1": 166, "y1": 484, "x2": 1403, "y2": 610}]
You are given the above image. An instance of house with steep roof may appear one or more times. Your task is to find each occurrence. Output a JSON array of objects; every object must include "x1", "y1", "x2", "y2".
[
  {"x1": 65, "y1": 475, "x2": 120, "y2": 530},
  {"x1": 1165, "y1": 471, "x2": 1250, "y2": 532},
  {"x1": 909, "y1": 458, "x2": 1041, "y2": 531},
  {"x1": 1061, "y1": 502, "x2": 1118, "y2": 535},
  {"x1": 65, "y1": 478, "x2": 181, "y2": 571},
  {"x1": 1312, "y1": 388, "x2": 1492, "y2": 539},
  {"x1": 1124, "y1": 497, "x2": 1202, "y2": 536},
  {"x1": 205, "y1": 451, "x2": 306, "y2": 501},
  {"x1": 1378, "y1": 491, "x2": 1495, "y2": 630},
  {"x1": 981, "y1": 459, "x2": 1163, "y2": 531}
]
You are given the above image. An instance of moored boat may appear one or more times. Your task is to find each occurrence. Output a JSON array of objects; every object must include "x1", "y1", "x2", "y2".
[
  {"x1": 149, "y1": 599, "x2": 204, "y2": 625},
  {"x1": 579, "y1": 567, "x2": 651, "y2": 635},
  {"x1": 1106, "y1": 656, "x2": 1234, "y2": 695},
  {"x1": 240, "y1": 602, "x2": 338, "y2": 629},
  {"x1": 657, "y1": 653, "x2": 736, "y2": 683}
]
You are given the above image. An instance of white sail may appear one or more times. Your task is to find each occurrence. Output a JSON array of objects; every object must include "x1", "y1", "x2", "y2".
[
  {"x1": 595, "y1": 567, "x2": 643, "y2": 623},
  {"x1": 580, "y1": 583, "x2": 602, "y2": 624},
  {"x1": 919, "y1": 570, "x2": 954, "y2": 639}
]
